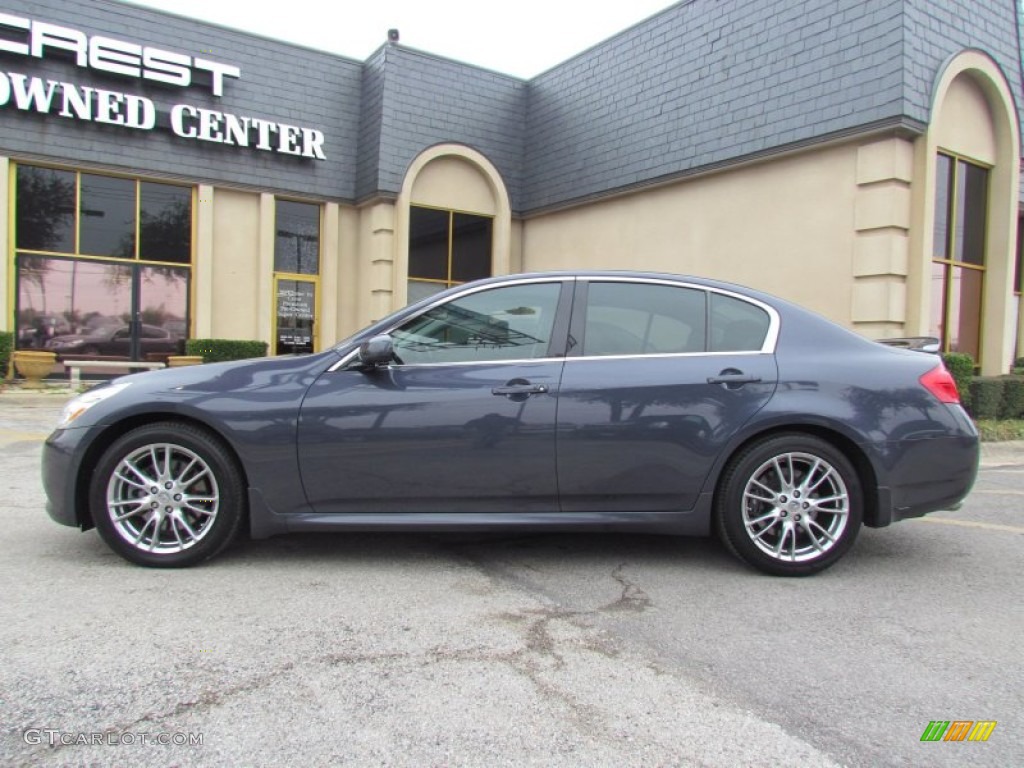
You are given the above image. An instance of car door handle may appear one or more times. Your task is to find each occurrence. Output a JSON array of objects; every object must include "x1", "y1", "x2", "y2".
[
  {"x1": 491, "y1": 383, "x2": 549, "y2": 396},
  {"x1": 707, "y1": 372, "x2": 761, "y2": 386}
]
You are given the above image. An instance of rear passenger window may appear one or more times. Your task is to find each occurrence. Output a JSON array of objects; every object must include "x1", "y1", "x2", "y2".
[
  {"x1": 583, "y1": 283, "x2": 706, "y2": 356},
  {"x1": 709, "y1": 293, "x2": 770, "y2": 352}
]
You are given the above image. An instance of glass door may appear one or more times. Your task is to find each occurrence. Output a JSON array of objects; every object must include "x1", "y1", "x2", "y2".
[
  {"x1": 15, "y1": 255, "x2": 189, "y2": 362},
  {"x1": 274, "y1": 276, "x2": 317, "y2": 355}
]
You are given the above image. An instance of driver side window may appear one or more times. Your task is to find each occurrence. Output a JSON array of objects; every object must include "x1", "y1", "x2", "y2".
[{"x1": 392, "y1": 282, "x2": 562, "y2": 365}]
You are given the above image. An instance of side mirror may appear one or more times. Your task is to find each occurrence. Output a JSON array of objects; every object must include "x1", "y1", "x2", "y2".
[{"x1": 356, "y1": 334, "x2": 395, "y2": 368}]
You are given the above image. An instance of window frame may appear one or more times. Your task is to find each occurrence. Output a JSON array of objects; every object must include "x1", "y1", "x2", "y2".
[
  {"x1": 1015, "y1": 212, "x2": 1023, "y2": 297},
  {"x1": 10, "y1": 161, "x2": 196, "y2": 353},
  {"x1": 271, "y1": 197, "x2": 323, "y2": 356},
  {"x1": 407, "y1": 203, "x2": 494, "y2": 299},
  {"x1": 930, "y1": 152, "x2": 990, "y2": 362},
  {"x1": 12, "y1": 162, "x2": 195, "y2": 267}
]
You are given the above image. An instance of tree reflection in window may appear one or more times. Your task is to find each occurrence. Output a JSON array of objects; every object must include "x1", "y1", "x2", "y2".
[
  {"x1": 16, "y1": 166, "x2": 75, "y2": 252},
  {"x1": 140, "y1": 183, "x2": 192, "y2": 263}
]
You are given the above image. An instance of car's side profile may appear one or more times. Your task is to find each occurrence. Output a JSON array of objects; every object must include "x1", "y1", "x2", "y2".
[
  {"x1": 42, "y1": 272, "x2": 979, "y2": 575},
  {"x1": 46, "y1": 324, "x2": 181, "y2": 357}
]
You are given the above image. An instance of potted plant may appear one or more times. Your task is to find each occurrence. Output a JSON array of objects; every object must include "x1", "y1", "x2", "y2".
[{"x1": 12, "y1": 349, "x2": 58, "y2": 387}]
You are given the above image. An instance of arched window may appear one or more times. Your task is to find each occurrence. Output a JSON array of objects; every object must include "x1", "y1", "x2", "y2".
[{"x1": 929, "y1": 153, "x2": 988, "y2": 361}]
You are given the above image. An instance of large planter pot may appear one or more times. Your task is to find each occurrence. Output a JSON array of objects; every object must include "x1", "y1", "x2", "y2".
[
  {"x1": 13, "y1": 350, "x2": 57, "y2": 388},
  {"x1": 167, "y1": 355, "x2": 204, "y2": 368}
]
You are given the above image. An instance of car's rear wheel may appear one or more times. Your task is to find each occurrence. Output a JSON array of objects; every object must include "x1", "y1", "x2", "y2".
[
  {"x1": 90, "y1": 422, "x2": 245, "y2": 567},
  {"x1": 715, "y1": 434, "x2": 863, "y2": 576}
]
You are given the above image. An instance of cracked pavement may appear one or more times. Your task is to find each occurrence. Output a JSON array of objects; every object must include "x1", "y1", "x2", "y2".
[{"x1": 1, "y1": 394, "x2": 1021, "y2": 766}]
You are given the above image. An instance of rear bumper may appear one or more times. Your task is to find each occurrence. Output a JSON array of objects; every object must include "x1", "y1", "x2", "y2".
[{"x1": 867, "y1": 434, "x2": 979, "y2": 528}]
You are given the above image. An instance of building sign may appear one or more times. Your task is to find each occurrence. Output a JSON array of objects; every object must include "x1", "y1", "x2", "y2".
[{"x1": 0, "y1": 12, "x2": 326, "y2": 160}]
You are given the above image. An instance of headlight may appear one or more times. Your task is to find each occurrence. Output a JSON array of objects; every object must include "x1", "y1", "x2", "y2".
[{"x1": 57, "y1": 383, "x2": 132, "y2": 429}]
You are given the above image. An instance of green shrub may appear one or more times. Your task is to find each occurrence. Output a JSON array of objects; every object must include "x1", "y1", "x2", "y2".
[
  {"x1": 1014, "y1": 356, "x2": 1024, "y2": 369},
  {"x1": 942, "y1": 353, "x2": 975, "y2": 409},
  {"x1": 968, "y1": 376, "x2": 1004, "y2": 420},
  {"x1": 184, "y1": 339, "x2": 268, "y2": 363},
  {"x1": 976, "y1": 419, "x2": 1024, "y2": 441},
  {"x1": 0, "y1": 331, "x2": 12, "y2": 379},
  {"x1": 999, "y1": 375, "x2": 1024, "y2": 420}
]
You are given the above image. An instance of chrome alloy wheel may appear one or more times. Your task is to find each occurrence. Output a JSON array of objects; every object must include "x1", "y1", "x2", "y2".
[
  {"x1": 106, "y1": 442, "x2": 220, "y2": 554},
  {"x1": 741, "y1": 451, "x2": 850, "y2": 563}
]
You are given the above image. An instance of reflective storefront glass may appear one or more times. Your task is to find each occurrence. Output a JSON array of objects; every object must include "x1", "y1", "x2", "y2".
[{"x1": 13, "y1": 164, "x2": 193, "y2": 362}]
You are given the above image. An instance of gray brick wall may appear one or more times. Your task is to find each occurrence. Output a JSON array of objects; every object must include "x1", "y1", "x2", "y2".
[
  {"x1": 369, "y1": 47, "x2": 527, "y2": 210},
  {"x1": 2, "y1": 0, "x2": 1020, "y2": 212},
  {"x1": 903, "y1": 0, "x2": 1023, "y2": 128},
  {"x1": 356, "y1": 48, "x2": 386, "y2": 201},
  {"x1": 523, "y1": 0, "x2": 910, "y2": 211},
  {"x1": 0, "y1": 0, "x2": 362, "y2": 200}
]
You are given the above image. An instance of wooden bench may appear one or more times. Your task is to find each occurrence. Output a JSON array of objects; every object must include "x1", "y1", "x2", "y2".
[{"x1": 64, "y1": 360, "x2": 166, "y2": 387}]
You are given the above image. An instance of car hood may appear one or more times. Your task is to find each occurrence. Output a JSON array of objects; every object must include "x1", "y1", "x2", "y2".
[{"x1": 65, "y1": 351, "x2": 343, "y2": 429}]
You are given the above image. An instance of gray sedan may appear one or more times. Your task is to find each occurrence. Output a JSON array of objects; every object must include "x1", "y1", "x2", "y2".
[{"x1": 41, "y1": 272, "x2": 979, "y2": 575}]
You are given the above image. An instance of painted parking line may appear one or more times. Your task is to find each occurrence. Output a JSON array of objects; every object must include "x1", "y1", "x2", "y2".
[
  {"x1": 914, "y1": 518, "x2": 1024, "y2": 534},
  {"x1": 971, "y1": 489, "x2": 1024, "y2": 496},
  {"x1": 0, "y1": 429, "x2": 49, "y2": 442}
]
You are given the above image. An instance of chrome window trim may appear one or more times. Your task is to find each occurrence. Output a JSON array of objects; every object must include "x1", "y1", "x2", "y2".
[
  {"x1": 327, "y1": 274, "x2": 780, "y2": 372},
  {"x1": 563, "y1": 350, "x2": 774, "y2": 364}
]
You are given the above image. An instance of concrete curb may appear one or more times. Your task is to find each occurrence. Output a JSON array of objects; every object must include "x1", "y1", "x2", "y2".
[{"x1": 979, "y1": 441, "x2": 1024, "y2": 467}]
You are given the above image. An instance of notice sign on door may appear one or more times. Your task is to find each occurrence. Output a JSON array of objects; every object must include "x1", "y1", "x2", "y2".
[{"x1": 277, "y1": 286, "x2": 313, "y2": 321}]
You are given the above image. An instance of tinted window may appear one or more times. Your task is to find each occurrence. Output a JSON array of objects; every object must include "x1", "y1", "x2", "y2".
[
  {"x1": 709, "y1": 293, "x2": 770, "y2": 352},
  {"x1": 275, "y1": 200, "x2": 320, "y2": 275},
  {"x1": 408, "y1": 206, "x2": 493, "y2": 302},
  {"x1": 451, "y1": 213, "x2": 493, "y2": 283},
  {"x1": 583, "y1": 282, "x2": 706, "y2": 357},
  {"x1": 409, "y1": 207, "x2": 450, "y2": 281},
  {"x1": 79, "y1": 174, "x2": 136, "y2": 258},
  {"x1": 16, "y1": 165, "x2": 75, "y2": 253},
  {"x1": 393, "y1": 282, "x2": 561, "y2": 365},
  {"x1": 140, "y1": 182, "x2": 192, "y2": 264}
]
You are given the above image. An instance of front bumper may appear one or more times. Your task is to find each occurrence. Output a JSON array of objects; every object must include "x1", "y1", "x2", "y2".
[{"x1": 42, "y1": 426, "x2": 93, "y2": 528}]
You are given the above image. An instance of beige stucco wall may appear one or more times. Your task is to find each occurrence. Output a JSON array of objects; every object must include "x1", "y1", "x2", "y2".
[
  {"x1": 410, "y1": 156, "x2": 497, "y2": 214},
  {"x1": 522, "y1": 143, "x2": 862, "y2": 326},
  {"x1": 933, "y1": 75, "x2": 997, "y2": 164},
  {"x1": 209, "y1": 188, "x2": 261, "y2": 340}
]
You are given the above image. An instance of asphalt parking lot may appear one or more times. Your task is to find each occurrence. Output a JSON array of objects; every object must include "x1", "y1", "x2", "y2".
[{"x1": 1, "y1": 392, "x2": 1021, "y2": 767}]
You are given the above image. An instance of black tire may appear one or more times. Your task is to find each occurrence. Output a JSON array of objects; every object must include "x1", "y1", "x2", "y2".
[
  {"x1": 90, "y1": 422, "x2": 245, "y2": 567},
  {"x1": 715, "y1": 433, "x2": 863, "y2": 576}
]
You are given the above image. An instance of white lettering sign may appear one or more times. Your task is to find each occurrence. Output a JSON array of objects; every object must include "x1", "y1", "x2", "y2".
[
  {"x1": 0, "y1": 11, "x2": 327, "y2": 160},
  {"x1": 0, "y1": 73, "x2": 326, "y2": 159},
  {"x1": 0, "y1": 12, "x2": 239, "y2": 95}
]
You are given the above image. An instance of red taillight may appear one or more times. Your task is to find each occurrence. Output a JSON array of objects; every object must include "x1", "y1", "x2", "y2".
[{"x1": 919, "y1": 364, "x2": 960, "y2": 404}]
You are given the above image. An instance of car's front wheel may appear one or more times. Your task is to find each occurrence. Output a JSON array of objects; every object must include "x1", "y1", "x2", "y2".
[
  {"x1": 90, "y1": 422, "x2": 245, "y2": 567},
  {"x1": 715, "y1": 434, "x2": 863, "y2": 576}
]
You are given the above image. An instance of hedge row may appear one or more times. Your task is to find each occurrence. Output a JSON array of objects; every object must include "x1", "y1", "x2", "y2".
[
  {"x1": 0, "y1": 331, "x2": 12, "y2": 378},
  {"x1": 184, "y1": 339, "x2": 268, "y2": 363},
  {"x1": 967, "y1": 375, "x2": 1024, "y2": 420}
]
